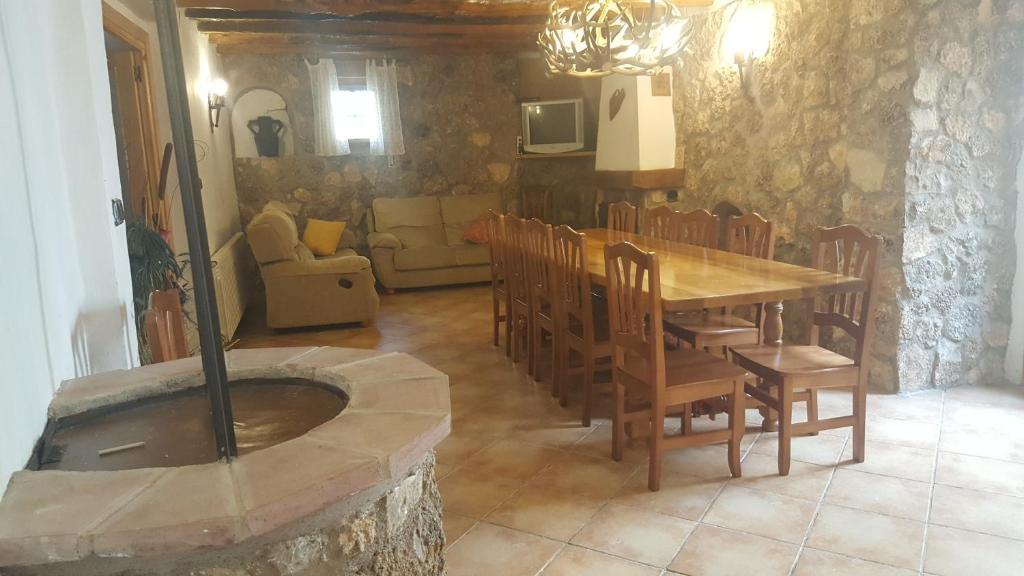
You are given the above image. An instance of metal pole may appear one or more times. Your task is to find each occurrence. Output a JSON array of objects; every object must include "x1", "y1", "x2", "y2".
[{"x1": 152, "y1": 0, "x2": 237, "y2": 460}]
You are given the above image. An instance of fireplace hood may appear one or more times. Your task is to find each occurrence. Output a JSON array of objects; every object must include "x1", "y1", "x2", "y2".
[{"x1": 595, "y1": 70, "x2": 677, "y2": 172}]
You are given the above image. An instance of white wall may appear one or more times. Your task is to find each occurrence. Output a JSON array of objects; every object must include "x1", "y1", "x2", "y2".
[
  {"x1": 0, "y1": 0, "x2": 136, "y2": 490},
  {"x1": 177, "y1": 11, "x2": 242, "y2": 253},
  {"x1": 1009, "y1": 149, "x2": 1024, "y2": 385},
  {"x1": 104, "y1": 0, "x2": 242, "y2": 257}
]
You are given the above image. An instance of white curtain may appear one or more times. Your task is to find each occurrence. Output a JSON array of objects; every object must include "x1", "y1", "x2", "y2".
[
  {"x1": 306, "y1": 58, "x2": 349, "y2": 156},
  {"x1": 366, "y1": 59, "x2": 405, "y2": 157}
]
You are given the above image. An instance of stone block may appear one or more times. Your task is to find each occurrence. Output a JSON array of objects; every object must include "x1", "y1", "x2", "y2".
[
  {"x1": 308, "y1": 411, "x2": 450, "y2": 479},
  {"x1": 386, "y1": 468, "x2": 424, "y2": 536},
  {"x1": 346, "y1": 375, "x2": 450, "y2": 414},
  {"x1": 90, "y1": 464, "x2": 246, "y2": 558},
  {"x1": 847, "y1": 147, "x2": 886, "y2": 192},
  {"x1": 0, "y1": 468, "x2": 163, "y2": 565},
  {"x1": 913, "y1": 66, "x2": 942, "y2": 103},
  {"x1": 231, "y1": 435, "x2": 386, "y2": 536},
  {"x1": 338, "y1": 511, "x2": 377, "y2": 555}
]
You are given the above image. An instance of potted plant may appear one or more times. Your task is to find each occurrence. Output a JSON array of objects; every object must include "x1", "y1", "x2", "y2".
[{"x1": 126, "y1": 220, "x2": 194, "y2": 363}]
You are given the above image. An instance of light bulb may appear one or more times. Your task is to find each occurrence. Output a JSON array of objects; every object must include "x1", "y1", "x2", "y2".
[
  {"x1": 721, "y1": 2, "x2": 775, "y2": 65},
  {"x1": 209, "y1": 78, "x2": 229, "y2": 98}
]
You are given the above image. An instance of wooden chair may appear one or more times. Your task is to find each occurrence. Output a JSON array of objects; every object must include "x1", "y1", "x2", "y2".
[
  {"x1": 607, "y1": 201, "x2": 638, "y2": 234},
  {"x1": 731, "y1": 225, "x2": 882, "y2": 475},
  {"x1": 145, "y1": 289, "x2": 187, "y2": 363},
  {"x1": 712, "y1": 201, "x2": 744, "y2": 251},
  {"x1": 644, "y1": 205, "x2": 678, "y2": 241},
  {"x1": 671, "y1": 209, "x2": 719, "y2": 249},
  {"x1": 525, "y1": 218, "x2": 559, "y2": 385},
  {"x1": 604, "y1": 241, "x2": 748, "y2": 491},
  {"x1": 522, "y1": 188, "x2": 552, "y2": 221},
  {"x1": 504, "y1": 215, "x2": 532, "y2": 366},
  {"x1": 485, "y1": 211, "x2": 510, "y2": 355},
  {"x1": 664, "y1": 213, "x2": 775, "y2": 352},
  {"x1": 554, "y1": 225, "x2": 611, "y2": 425}
]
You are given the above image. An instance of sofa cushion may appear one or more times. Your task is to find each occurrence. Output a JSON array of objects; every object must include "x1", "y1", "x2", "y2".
[
  {"x1": 453, "y1": 244, "x2": 491, "y2": 267},
  {"x1": 373, "y1": 196, "x2": 443, "y2": 231},
  {"x1": 394, "y1": 246, "x2": 459, "y2": 272},
  {"x1": 439, "y1": 193, "x2": 502, "y2": 246},
  {"x1": 302, "y1": 218, "x2": 347, "y2": 257},
  {"x1": 390, "y1": 225, "x2": 448, "y2": 249}
]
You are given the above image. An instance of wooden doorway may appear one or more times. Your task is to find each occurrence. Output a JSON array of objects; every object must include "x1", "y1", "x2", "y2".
[{"x1": 103, "y1": 3, "x2": 163, "y2": 227}]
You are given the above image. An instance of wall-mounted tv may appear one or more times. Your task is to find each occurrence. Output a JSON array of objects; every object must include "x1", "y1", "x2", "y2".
[{"x1": 521, "y1": 98, "x2": 585, "y2": 154}]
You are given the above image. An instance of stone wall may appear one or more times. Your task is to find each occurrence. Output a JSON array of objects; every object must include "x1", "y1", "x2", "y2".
[
  {"x1": 672, "y1": 0, "x2": 908, "y2": 390},
  {"x1": 899, "y1": 0, "x2": 1024, "y2": 390},
  {"x1": 224, "y1": 54, "x2": 523, "y2": 245},
  {"x1": 673, "y1": 0, "x2": 1022, "y2": 392}
]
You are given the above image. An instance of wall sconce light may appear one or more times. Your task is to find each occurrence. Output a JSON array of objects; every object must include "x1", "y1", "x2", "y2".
[
  {"x1": 208, "y1": 78, "x2": 228, "y2": 129},
  {"x1": 721, "y1": 2, "x2": 775, "y2": 98}
]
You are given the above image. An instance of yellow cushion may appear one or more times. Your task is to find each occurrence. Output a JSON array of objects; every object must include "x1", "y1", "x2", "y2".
[{"x1": 302, "y1": 218, "x2": 347, "y2": 257}]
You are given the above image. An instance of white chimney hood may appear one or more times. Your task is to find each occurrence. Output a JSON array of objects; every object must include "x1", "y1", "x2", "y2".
[{"x1": 595, "y1": 71, "x2": 677, "y2": 172}]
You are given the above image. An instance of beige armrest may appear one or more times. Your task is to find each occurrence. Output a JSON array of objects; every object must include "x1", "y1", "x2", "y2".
[
  {"x1": 262, "y1": 255, "x2": 371, "y2": 278},
  {"x1": 367, "y1": 231, "x2": 401, "y2": 250}
]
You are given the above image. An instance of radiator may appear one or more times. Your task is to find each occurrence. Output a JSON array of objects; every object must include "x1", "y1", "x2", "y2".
[{"x1": 210, "y1": 232, "x2": 254, "y2": 340}]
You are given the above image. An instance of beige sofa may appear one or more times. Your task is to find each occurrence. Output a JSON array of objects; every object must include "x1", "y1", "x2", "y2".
[
  {"x1": 246, "y1": 204, "x2": 379, "y2": 329},
  {"x1": 367, "y1": 193, "x2": 502, "y2": 291}
]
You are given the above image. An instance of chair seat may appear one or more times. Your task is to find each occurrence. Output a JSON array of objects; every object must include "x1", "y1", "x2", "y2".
[
  {"x1": 624, "y1": 348, "x2": 749, "y2": 389},
  {"x1": 664, "y1": 312, "x2": 757, "y2": 339},
  {"x1": 730, "y1": 344, "x2": 856, "y2": 378}
]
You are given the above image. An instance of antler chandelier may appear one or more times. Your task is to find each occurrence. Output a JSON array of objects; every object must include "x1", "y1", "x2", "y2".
[{"x1": 538, "y1": 0, "x2": 715, "y2": 77}]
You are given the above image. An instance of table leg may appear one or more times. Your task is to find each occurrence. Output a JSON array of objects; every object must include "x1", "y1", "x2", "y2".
[{"x1": 759, "y1": 301, "x2": 784, "y2": 431}]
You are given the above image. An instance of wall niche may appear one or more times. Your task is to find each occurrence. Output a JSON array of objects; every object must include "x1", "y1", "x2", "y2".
[{"x1": 231, "y1": 88, "x2": 294, "y2": 159}]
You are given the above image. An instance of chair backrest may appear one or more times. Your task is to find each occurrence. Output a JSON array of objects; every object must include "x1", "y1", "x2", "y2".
[
  {"x1": 672, "y1": 209, "x2": 720, "y2": 249},
  {"x1": 644, "y1": 205, "x2": 677, "y2": 241},
  {"x1": 811, "y1": 225, "x2": 882, "y2": 367},
  {"x1": 607, "y1": 201, "x2": 638, "y2": 234},
  {"x1": 144, "y1": 289, "x2": 187, "y2": 363},
  {"x1": 525, "y1": 218, "x2": 556, "y2": 304},
  {"x1": 523, "y1": 188, "x2": 552, "y2": 221},
  {"x1": 713, "y1": 201, "x2": 744, "y2": 250},
  {"x1": 726, "y1": 213, "x2": 775, "y2": 260},
  {"x1": 486, "y1": 210, "x2": 506, "y2": 281},
  {"x1": 554, "y1": 225, "x2": 593, "y2": 337},
  {"x1": 504, "y1": 215, "x2": 530, "y2": 303},
  {"x1": 605, "y1": 241, "x2": 664, "y2": 387}
]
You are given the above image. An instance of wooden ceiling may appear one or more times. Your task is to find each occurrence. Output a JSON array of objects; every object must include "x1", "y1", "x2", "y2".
[{"x1": 181, "y1": 1, "x2": 716, "y2": 56}]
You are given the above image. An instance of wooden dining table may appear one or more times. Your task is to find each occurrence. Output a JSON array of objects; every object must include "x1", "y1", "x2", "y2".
[{"x1": 581, "y1": 229, "x2": 867, "y2": 345}]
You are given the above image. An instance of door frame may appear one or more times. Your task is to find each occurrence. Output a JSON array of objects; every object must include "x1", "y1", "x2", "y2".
[{"x1": 102, "y1": 2, "x2": 162, "y2": 226}]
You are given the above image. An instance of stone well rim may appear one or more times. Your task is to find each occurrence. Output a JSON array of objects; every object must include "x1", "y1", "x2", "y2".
[{"x1": 0, "y1": 346, "x2": 451, "y2": 568}]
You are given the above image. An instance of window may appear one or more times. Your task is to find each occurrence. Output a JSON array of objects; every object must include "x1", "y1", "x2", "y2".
[{"x1": 332, "y1": 89, "x2": 379, "y2": 141}]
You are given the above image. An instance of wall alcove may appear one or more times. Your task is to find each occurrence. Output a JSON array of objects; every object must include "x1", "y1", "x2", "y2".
[{"x1": 231, "y1": 88, "x2": 294, "y2": 159}]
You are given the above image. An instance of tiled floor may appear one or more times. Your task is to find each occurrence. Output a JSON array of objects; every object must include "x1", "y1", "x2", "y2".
[{"x1": 236, "y1": 285, "x2": 1024, "y2": 576}]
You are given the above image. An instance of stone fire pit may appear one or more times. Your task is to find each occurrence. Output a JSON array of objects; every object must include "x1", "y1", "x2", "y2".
[{"x1": 0, "y1": 347, "x2": 451, "y2": 575}]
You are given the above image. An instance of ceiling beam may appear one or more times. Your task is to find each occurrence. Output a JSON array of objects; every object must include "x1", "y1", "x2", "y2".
[
  {"x1": 207, "y1": 31, "x2": 533, "y2": 55},
  {"x1": 196, "y1": 18, "x2": 543, "y2": 39},
  {"x1": 179, "y1": 1, "x2": 716, "y2": 20},
  {"x1": 178, "y1": 1, "x2": 553, "y2": 19}
]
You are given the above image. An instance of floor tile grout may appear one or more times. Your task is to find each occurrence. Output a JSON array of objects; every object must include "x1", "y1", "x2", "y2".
[
  {"x1": 918, "y1": 390, "x2": 946, "y2": 575},
  {"x1": 785, "y1": 430, "x2": 849, "y2": 576}
]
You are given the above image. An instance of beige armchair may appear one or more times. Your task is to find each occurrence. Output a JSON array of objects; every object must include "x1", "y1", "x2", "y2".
[{"x1": 246, "y1": 205, "x2": 379, "y2": 329}]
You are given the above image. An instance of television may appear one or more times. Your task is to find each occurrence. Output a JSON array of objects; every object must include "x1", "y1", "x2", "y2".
[{"x1": 521, "y1": 98, "x2": 585, "y2": 154}]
